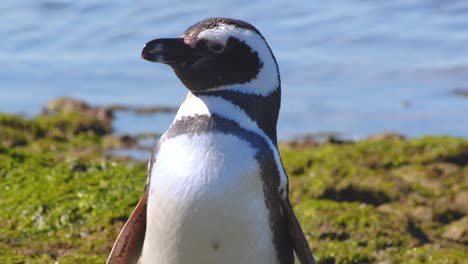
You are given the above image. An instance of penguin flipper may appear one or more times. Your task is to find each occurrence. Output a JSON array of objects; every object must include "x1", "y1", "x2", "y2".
[
  {"x1": 106, "y1": 187, "x2": 148, "y2": 264},
  {"x1": 281, "y1": 198, "x2": 316, "y2": 264}
]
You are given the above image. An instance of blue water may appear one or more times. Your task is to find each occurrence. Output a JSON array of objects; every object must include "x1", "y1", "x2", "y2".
[{"x1": 1, "y1": 1, "x2": 468, "y2": 140}]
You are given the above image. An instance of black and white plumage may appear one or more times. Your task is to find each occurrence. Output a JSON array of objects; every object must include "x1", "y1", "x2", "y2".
[{"x1": 107, "y1": 17, "x2": 315, "y2": 264}]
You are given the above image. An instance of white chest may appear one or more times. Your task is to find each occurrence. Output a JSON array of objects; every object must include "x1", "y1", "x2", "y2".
[{"x1": 141, "y1": 133, "x2": 278, "y2": 264}]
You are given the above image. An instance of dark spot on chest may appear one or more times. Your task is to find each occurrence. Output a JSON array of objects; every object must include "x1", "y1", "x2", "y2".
[{"x1": 211, "y1": 241, "x2": 221, "y2": 251}]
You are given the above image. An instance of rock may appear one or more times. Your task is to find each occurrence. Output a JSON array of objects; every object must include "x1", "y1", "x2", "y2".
[
  {"x1": 454, "y1": 191, "x2": 468, "y2": 215},
  {"x1": 43, "y1": 97, "x2": 90, "y2": 114},
  {"x1": 442, "y1": 216, "x2": 468, "y2": 243},
  {"x1": 286, "y1": 135, "x2": 318, "y2": 149},
  {"x1": 410, "y1": 206, "x2": 434, "y2": 223},
  {"x1": 453, "y1": 87, "x2": 468, "y2": 98},
  {"x1": 377, "y1": 203, "x2": 407, "y2": 219},
  {"x1": 133, "y1": 106, "x2": 178, "y2": 114},
  {"x1": 366, "y1": 133, "x2": 405, "y2": 142},
  {"x1": 42, "y1": 97, "x2": 113, "y2": 124}
]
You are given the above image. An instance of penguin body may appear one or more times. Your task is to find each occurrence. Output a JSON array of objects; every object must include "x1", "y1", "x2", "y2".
[
  {"x1": 107, "y1": 18, "x2": 315, "y2": 264},
  {"x1": 144, "y1": 126, "x2": 277, "y2": 263}
]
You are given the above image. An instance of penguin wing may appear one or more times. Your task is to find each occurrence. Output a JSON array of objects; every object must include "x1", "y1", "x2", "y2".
[
  {"x1": 106, "y1": 187, "x2": 148, "y2": 264},
  {"x1": 281, "y1": 198, "x2": 316, "y2": 264}
]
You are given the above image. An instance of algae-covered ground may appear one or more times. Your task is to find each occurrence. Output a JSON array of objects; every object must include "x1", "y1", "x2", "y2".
[{"x1": 0, "y1": 99, "x2": 467, "y2": 263}]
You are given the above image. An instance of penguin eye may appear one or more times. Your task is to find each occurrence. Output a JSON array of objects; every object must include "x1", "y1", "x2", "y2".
[{"x1": 207, "y1": 42, "x2": 224, "y2": 53}]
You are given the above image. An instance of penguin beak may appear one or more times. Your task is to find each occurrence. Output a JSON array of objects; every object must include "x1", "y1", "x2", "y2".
[{"x1": 141, "y1": 38, "x2": 194, "y2": 64}]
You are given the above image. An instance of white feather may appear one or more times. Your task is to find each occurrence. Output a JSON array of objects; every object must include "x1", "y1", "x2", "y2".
[
  {"x1": 142, "y1": 133, "x2": 278, "y2": 264},
  {"x1": 174, "y1": 93, "x2": 288, "y2": 198}
]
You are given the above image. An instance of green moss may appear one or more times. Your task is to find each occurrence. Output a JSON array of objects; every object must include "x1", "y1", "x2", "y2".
[
  {"x1": 0, "y1": 114, "x2": 44, "y2": 147},
  {"x1": 35, "y1": 112, "x2": 111, "y2": 137},
  {"x1": 0, "y1": 146, "x2": 146, "y2": 262},
  {"x1": 282, "y1": 136, "x2": 468, "y2": 264},
  {"x1": 0, "y1": 112, "x2": 126, "y2": 161},
  {"x1": 1, "y1": 111, "x2": 467, "y2": 262},
  {"x1": 0, "y1": 112, "x2": 110, "y2": 147},
  {"x1": 392, "y1": 245, "x2": 468, "y2": 264},
  {"x1": 295, "y1": 199, "x2": 415, "y2": 263},
  {"x1": 282, "y1": 136, "x2": 468, "y2": 207}
]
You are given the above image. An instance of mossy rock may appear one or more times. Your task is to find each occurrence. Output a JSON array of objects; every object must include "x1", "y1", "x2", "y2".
[
  {"x1": 294, "y1": 199, "x2": 467, "y2": 264},
  {"x1": 295, "y1": 199, "x2": 415, "y2": 263},
  {"x1": 1, "y1": 110, "x2": 468, "y2": 262},
  {"x1": 0, "y1": 112, "x2": 134, "y2": 161},
  {"x1": 0, "y1": 146, "x2": 147, "y2": 263},
  {"x1": 0, "y1": 112, "x2": 111, "y2": 145},
  {"x1": 282, "y1": 136, "x2": 468, "y2": 263},
  {"x1": 442, "y1": 216, "x2": 468, "y2": 244},
  {"x1": 282, "y1": 137, "x2": 468, "y2": 218}
]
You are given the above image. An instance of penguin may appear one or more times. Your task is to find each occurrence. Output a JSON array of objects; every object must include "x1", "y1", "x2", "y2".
[{"x1": 106, "y1": 17, "x2": 315, "y2": 264}]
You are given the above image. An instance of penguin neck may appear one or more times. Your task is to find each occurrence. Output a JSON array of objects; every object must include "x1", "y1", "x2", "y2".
[{"x1": 173, "y1": 87, "x2": 281, "y2": 145}]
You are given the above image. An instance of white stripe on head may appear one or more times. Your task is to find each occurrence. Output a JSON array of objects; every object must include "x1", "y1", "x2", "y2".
[{"x1": 196, "y1": 25, "x2": 279, "y2": 96}]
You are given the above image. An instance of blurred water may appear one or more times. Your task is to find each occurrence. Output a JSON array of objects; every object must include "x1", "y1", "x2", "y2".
[{"x1": 1, "y1": 0, "x2": 468, "y2": 140}]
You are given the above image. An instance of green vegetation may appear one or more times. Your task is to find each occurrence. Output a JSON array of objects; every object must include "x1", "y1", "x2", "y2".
[
  {"x1": 0, "y1": 105, "x2": 467, "y2": 263},
  {"x1": 0, "y1": 110, "x2": 145, "y2": 263},
  {"x1": 282, "y1": 136, "x2": 468, "y2": 263}
]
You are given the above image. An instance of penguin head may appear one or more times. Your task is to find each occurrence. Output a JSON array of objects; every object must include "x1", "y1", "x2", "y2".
[{"x1": 142, "y1": 18, "x2": 280, "y2": 95}]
